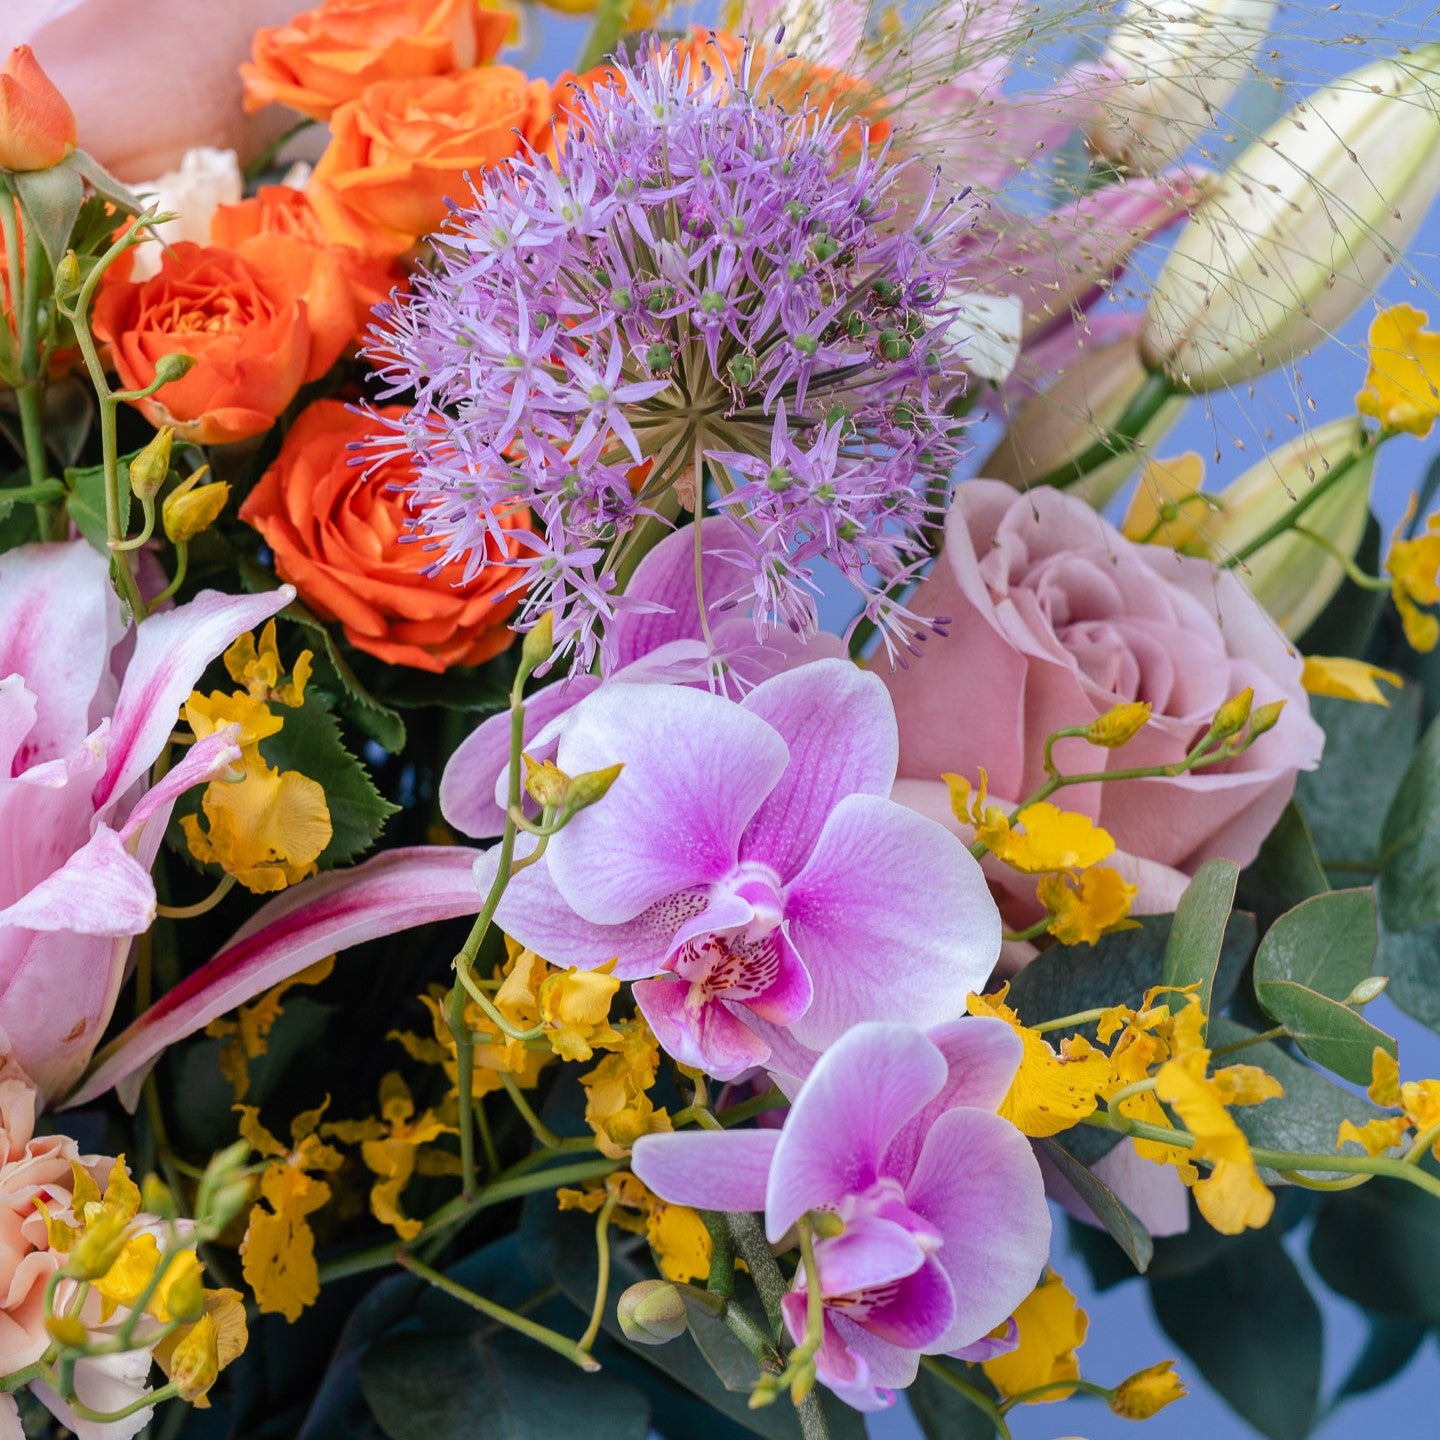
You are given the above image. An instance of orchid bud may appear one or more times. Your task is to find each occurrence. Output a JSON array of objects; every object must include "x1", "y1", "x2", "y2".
[
  {"x1": 617, "y1": 1280, "x2": 688, "y2": 1344},
  {"x1": 141, "y1": 1172, "x2": 178, "y2": 1220},
  {"x1": 1141, "y1": 45, "x2": 1440, "y2": 392},
  {"x1": 1088, "y1": 0, "x2": 1277, "y2": 170},
  {"x1": 523, "y1": 754, "x2": 570, "y2": 809},
  {"x1": 1209, "y1": 687, "x2": 1254, "y2": 740},
  {"x1": 45, "y1": 1314, "x2": 88, "y2": 1349},
  {"x1": 563, "y1": 762, "x2": 624, "y2": 818},
  {"x1": 982, "y1": 334, "x2": 1188, "y2": 506},
  {"x1": 163, "y1": 468, "x2": 230, "y2": 544},
  {"x1": 0, "y1": 46, "x2": 76, "y2": 171},
  {"x1": 1246, "y1": 699, "x2": 1285, "y2": 738},
  {"x1": 1087, "y1": 702, "x2": 1152, "y2": 748},
  {"x1": 128, "y1": 426, "x2": 175, "y2": 501}
]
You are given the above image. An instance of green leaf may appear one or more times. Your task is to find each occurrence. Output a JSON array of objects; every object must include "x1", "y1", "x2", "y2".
[
  {"x1": 1380, "y1": 711, "x2": 1440, "y2": 931},
  {"x1": 1162, "y1": 858, "x2": 1239, "y2": 1034},
  {"x1": 1295, "y1": 688, "x2": 1421, "y2": 869},
  {"x1": 1036, "y1": 1137, "x2": 1153, "y2": 1272},
  {"x1": 12, "y1": 162, "x2": 85, "y2": 273},
  {"x1": 1334, "y1": 1316, "x2": 1429, "y2": 1400},
  {"x1": 1251, "y1": 890, "x2": 1393, "y2": 1083},
  {"x1": 907, "y1": 1359, "x2": 1000, "y2": 1440},
  {"x1": 359, "y1": 1331, "x2": 650, "y2": 1440},
  {"x1": 1150, "y1": 1230, "x2": 1321, "y2": 1440},
  {"x1": 259, "y1": 692, "x2": 398, "y2": 868},
  {"x1": 0, "y1": 479, "x2": 65, "y2": 523},
  {"x1": 65, "y1": 150, "x2": 146, "y2": 217},
  {"x1": 1309, "y1": 1171, "x2": 1440, "y2": 1324},
  {"x1": 65, "y1": 452, "x2": 132, "y2": 554},
  {"x1": 1378, "y1": 919, "x2": 1440, "y2": 1034},
  {"x1": 1206, "y1": 1019, "x2": 1384, "y2": 1178},
  {"x1": 1239, "y1": 802, "x2": 1329, "y2": 931}
]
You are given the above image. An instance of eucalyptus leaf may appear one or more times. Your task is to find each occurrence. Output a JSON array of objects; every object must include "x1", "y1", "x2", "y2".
[
  {"x1": 1151, "y1": 1230, "x2": 1322, "y2": 1440},
  {"x1": 1239, "y1": 802, "x2": 1328, "y2": 930},
  {"x1": 907, "y1": 1358, "x2": 1000, "y2": 1440},
  {"x1": 1379, "y1": 713, "x2": 1440, "y2": 931},
  {"x1": 1037, "y1": 1137, "x2": 1153, "y2": 1272},
  {"x1": 1162, "y1": 858, "x2": 1239, "y2": 1033},
  {"x1": 1249, "y1": 979, "x2": 1395, "y2": 1084},
  {"x1": 1333, "y1": 1316, "x2": 1429, "y2": 1401},
  {"x1": 1378, "y1": 919, "x2": 1440, "y2": 1033}
]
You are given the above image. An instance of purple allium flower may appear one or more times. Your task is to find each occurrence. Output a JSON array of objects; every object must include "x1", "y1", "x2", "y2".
[
  {"x1": 632, "y1": 1020, "x2": 1051, "y2": 1410},
  {"x1": 365, "y1": 38, "x2": 975, "y2": 670},
  {"x1": 484, "y1": 658, "x2": 999, "y2": 1078}
]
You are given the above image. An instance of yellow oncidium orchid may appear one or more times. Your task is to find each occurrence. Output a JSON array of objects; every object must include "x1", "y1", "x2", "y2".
[
  {"x1": 1036, "y1": 867, "x2": 1139, "y2": 946},
  {"x1": 1301, "y1": 656, "x2": 1404, "y2": 707},
  {"x1": 324, "y1": 1073, "x2": 454, "y2": 1242},
  {"x1": 538, "y1": 959, "x2": 623, "y2": 1062},
  {"x1": 981, "y1": 1269, "x2": 1088, "y2": 1403},
  {"x1": 966, "y1": 988, "x2": 1112, "y2": 1138},
  {"x1": 1338, "y1": 1047, "x2": 1440, "y2": 1160},
  {"x1": 1385, "y1": 497, "x2": 1440, "y2": 653},
  {"x1": 558, "y1": 1172, "x2": 715, "y2": 1285},
  {"x1": 153, "y1": 1289, "x2": 249, "y2": 1406},
  {"x1": 1110, "y1": 1360, "x2": 1187, "y2": 1419},
  {"x1": 1356, "y1": 304, "x2": 1440, "y2": 438},
  {"x1": 1120, "y1": 451, "x2": 1211, "y2": 553},
  {"x1": 225, "y1": 621, "x2": 313, "y2": 707},
  {"x1": 580, "y1": 1017, "x2": 674, "y2": 1159},
  {"x1": 943, "y1": 769, "x2": 1010, "y2": 854},
  {"x1": 237, "y1": 1101, "x2": 345, "y2": 1322}
]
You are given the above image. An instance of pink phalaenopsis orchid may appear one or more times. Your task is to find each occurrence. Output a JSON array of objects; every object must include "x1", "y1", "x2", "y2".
[
  {"x1": 633, "y1": 1019, "x2": 1051, "y2": 1410},
  {"x1": 488, "y1": 658, "x2": 1000, "y2": 1079},
  {"x1": 0, "y1": 539, "x2": 289, "y2": 1102}
]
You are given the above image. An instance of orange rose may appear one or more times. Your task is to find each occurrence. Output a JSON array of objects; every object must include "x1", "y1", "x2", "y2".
[
  {"x1": 0, "y1": 45, "x2": 75, "y2": 171},
  {"x1": 242, "y1": 0, "x2": 511, "y2": 122},
  {"x1": 92, "y1": 240, "x2": 339, "y2": 446},
  {"x1": 306, "y1": 66, "x2": 554, "y2": 256},
  {"x1": 240, "y1": 400, "x2": 526, "y2": 671},
  {"x1": 212, "y1": 185, "x2": 403, "y2": 352}
]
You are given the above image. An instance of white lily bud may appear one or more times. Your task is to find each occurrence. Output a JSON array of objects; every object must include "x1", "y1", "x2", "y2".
[
  {"x1": 981, "y1": 333, "x2": 1188, "y2": 506},
  {"x1": 1140, "y1": 45, "x2": 1440, "y2": 392},
  {"x1": 1089, "y1": 0, "x2": 1277, "y2": 170}
]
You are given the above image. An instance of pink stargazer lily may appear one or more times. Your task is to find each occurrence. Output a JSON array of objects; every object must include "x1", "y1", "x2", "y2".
[
  {"x1": 440, "y1": 516, "x2": 839, "y2": 840},
  {"x1": 488, "y1": 659, "x2": 1000, "y2": 1079},
  {"x1": 0, "y1": 539, "x2": 290, "y2": 1102},
  {"x1": 633, "y1": 1019, "x2": 1051, "y2": 1410}
]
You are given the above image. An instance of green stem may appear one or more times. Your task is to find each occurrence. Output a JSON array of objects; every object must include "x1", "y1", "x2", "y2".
[
  {"x1": 399, "y1": 1253, "x2": 600, "y2": 1372},
  {"x1": 999, "y1": 1377, "x2": 1113, "y2": 1412},
  {"x1": 152, "y1": 541, "x2": 188, "y2": 606},
  {"x1": 155, "y1": 873, "x2": 236, "y2": 920},
  {"x1": 1030, "y1": 371, "x2": 1178, "y2": 492},
  {"x1": 499, "y1": 1072, "x2": 560, "y2": 1148},
  {"x1": 1208, "y1": 1025, "x2": 1288, "y2": 1058},
  {"x1": 243, "y1": 118, "x2": 317, "y2": 182},
  {"x1": 725, "y1": 1212, "x2": 787, "y2": 1336},
  {"x1": 1032, "y1": 1007, "x2": 1108, "y2": 1035},
  {"x1": 1287, "y1": 524, "x2": 1390, "y2": 591},
  {"x1": 1225, "y1": 443, "x2": 1372, "y2": 566},
  {"x1": 578, "y1": 1193, "x2": 618, "y2": 1355},
  {"x1": 702, "y1": 1211, "x2": 737, "y2": 1300},
  {"x1": 68, "y1": 1381, "x2": 180, "y2": 1424},
  {"x1": 1001, "y1": 917, "x2": 1052, "y2": 944},
  {"x1": 918, "y1": 1357, "x2": 1012, "y2": 1439}
]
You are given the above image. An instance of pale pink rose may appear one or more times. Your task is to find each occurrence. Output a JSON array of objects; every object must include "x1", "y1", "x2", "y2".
[
  {"x1": 0, "y1": 0, "x2": 301, "y2": 180},
  {"x1": 883, "y1": 481, "x2": 1323, "y2": 891}
]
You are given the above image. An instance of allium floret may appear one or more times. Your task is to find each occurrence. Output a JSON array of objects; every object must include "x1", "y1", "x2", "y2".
[{"x1": 366, "y1": 35, "x2": 977, "y2": 668}]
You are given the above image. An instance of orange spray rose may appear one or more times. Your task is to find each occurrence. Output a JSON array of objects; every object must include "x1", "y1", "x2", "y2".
[{"x1": 240, "y1": 400, "x2": 527, "y2": 671}]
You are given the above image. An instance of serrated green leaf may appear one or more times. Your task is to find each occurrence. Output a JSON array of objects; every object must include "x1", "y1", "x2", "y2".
[
  {"x1": 1379, "y1": 713, "x2": 1440, "y2": 930},
  {"x1": 1206, "y1": 1019, "x2": 1384, "y2": 1179},
  {"x1": 66, "y1": 452, "x2": 132, "y2": 554},
  {"x1": 1036, "y1": 1137, "x2": 1153, "y2": 1272},
  {"x1": 1162, "y1": 858, "x2": 1239, "y2": 1035},
  {"x1": 1150, "y1": 1230, "x2": 1321, "y2": 1440},
  {"x1": 259, "y1": 694, "x2": 398, "y2": 868}
]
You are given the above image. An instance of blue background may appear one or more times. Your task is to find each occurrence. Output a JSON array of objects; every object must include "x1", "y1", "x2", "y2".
[{"x1": 526, "y1": 6, "x2": 1440, "y2": 1436}]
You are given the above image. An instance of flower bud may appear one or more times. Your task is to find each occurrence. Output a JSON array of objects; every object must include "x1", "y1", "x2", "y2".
[
  {"x1": 45, "y1": 1314, "x2": 88, "y2": 1349},
  {"x1": 519, "y1": 611, "x2": 555, "y2": 680},
  {"x1": 65, "y1": 1207, "x2": 131, "y2": 1280},
  {"x1": 53, "y1": 248, "x2": 81, "y2": 299},
  {"x1": 523, "y1": 754, "x2": 570, "y2": 809},
  {"x1": 1209, "y1": 687, "x2": 1253, "y2": 740},
  {"x1": 1344, "y1": 974, "x2": 1389, "y2": 1007},
  {"x1": 563, "y1": 762, "x2": 624, "y2": 818},
  {"x1": 1246, "y1": 699, "x2": 1285, "y2": 738},
  {"x1": 128, "y1": 426, "x2": 175, "y2": 502},
  {"x1": 0, "y1": 47, "x2": 76, "y2": 171},
  {"x1": 981, "y1": 334, "x2": 1188, "y2": 506},
  {"x1": 1086, "y1": 702, "x2": 1152, "y2": 747},
  {"x1": 1088, "y1": 0, "x2": 1277, "y2": 170},
  {"x1": 1141, "y1": 45, "x2": 1440, "y2": 391},
  {"x1": 163, "y1": 469, "x2": 230, "y2": 544},
  {"x1": 1110, "y1": 1359, "x2": 1187, "y2": 1418},
  {"x1": 168, "y1": 1312, "x2": 221, "y2": 1402},
  {"x1": 153, "y1": 352, "x2": 198, "y2": 386},
  {"x1": 617, "y1": 1280, "x2": 689, "y2": 1345},
  {"x1": 141, "y1": 1173, "x2": 178, "y2": 1220}
]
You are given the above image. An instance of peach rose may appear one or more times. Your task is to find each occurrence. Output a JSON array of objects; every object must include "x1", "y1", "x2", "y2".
[
  {"x1": 884, "y1": 481, "x2": 1324, "y2": 886},
  {"x1": 306, "y1": 65, "x2": 554, "y2": 256},
  {"x1": 0, "y1": 45, "x2": 73, "y2": 170},
  {"x1": 92, "y1": 238, "x2": 352, "y2": 446},
  {"x1": 243, "y1": 0, "x2": 512, "y2": 122},
  {"x1": 240, "y1": 400, "x2": 526, "y2": 671}
]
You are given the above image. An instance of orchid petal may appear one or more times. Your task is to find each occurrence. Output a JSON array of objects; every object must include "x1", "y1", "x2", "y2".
[
  {"x1": 0, "y1": 540, "x2": 119, "y2": 768},
  {"x1": 633, "y1": 977, "x2": 771, "y2": 1079},
  {"x1": 60, "y1": 846, "x2": 482, "y2": 1108},
  {"x1": 785, "y1": 795, "x2": 1000, "y2": 1050},
  {"x1": 739, "y1": 661, "x2": 897, "y2": 879},
  {"x1": 766, "y1": 1024, "x2": 947, "y2": 1242},
  {"x1": 546, "y1": 684, "x2": 789, "y2": 923},
  {"x1": 904, "y1": 1108, "x2": 1051, "y2": 1354},
  {"x1": 860, "y1": 1258, "x2": 957, "y2": 1351},
  {"x1": 812, "y1": 1215, "x2": 928, "y2": 1297},
  {"x1": 631, "y1": 1128, "x2": 780, "y2": 1213},
  {"x1": 95, "y1": 586, "x2": 291, "y2": 814}
]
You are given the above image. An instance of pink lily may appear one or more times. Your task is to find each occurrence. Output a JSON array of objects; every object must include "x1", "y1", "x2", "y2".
[
  {"x1": 0, "y1": 540, "x2": 290, "y2": 1102},
  {"x1": 633, "y1": 1019, "x2": 1050, "y2": 1410}
]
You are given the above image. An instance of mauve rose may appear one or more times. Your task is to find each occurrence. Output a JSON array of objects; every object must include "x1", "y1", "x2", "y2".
[
  {"x1": 0, "y1": 0, "x2": 300, "y2": 180},
  {"x1": 884, "y1": 480, "x2": 1323, "y2": 888}
]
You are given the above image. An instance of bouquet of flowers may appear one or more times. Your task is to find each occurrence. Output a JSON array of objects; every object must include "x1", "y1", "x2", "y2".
[{"x1": 1, "y1": 2, "x2": 1439, "y2": 1437}]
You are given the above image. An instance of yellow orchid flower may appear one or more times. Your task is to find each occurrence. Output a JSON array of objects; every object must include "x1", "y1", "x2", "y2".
[
  {"x1": 206, "y1": 955, "x2": 336, "y2": 1100},
  {"x1": 1302, "y1": 656, "x2": 1404, "y2": 706},
  {"x1": 1110, "y1": 1360, "x2": 1187, "y2": 1419},
  {"x1": 1356, "y1": 304, "x2": 1440, "y2": 437},
  {"x1": 581, "y1": 1018, "x2": 673, "y2": 1159},
  {"x1": 982, "y1": 1270, "x2": 1087, "y2": 1403},
  {"x1": 1385, "y1": 500, "x2": 1440, "y2": 652},
  {"x1": 1036, "y1": 866, "x2": 1138, "y2": 945}
]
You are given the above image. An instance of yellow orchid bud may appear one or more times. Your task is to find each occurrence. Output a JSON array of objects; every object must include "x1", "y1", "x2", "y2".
[
  {"x1": 128, "y1": 426, "x2": 174, "y2": 502},
  {"x1": 981, "y1": 334, "x2": 1188, "y2": 506},
  {"x1": 1246, "y1": 699, "x2": 1286, "y2": 738},
  {"x1": 1141, "y1": 45, "x2": 1440, "y2": 392},
  {"x1": 141, "y1": 1173, "x2": 178, "y2": 1220},
  {"x1": 1110, "y1": 1359, "x2": 1187, "y2": 1418},
  {"x1": 164, "y1": 1255, "x2": 208, "y2": 1324},
  {"x1": 45, "y1": 1314, "x2": 88, "y2": 1349},
  {"x1": 1209, "y1": 687, "x2": 1254, "y2": 740},
  {"x1": 523, "y1": 754, "x2": 570, "y2": 809},
  {"x1": 163, "y1": 469, "x2": 230, "y2": 544},
  {"x1": 1089, "y1": 0, "x2": 1277, "y2": 170},
  {"x1": 65, "y1": 1207, "x2": 131, "y2": 1280},
  {"x1": 1086, "y1": 702, "x2": 1152, "y2": 747},
  {"x1": 564, "y1": 762, "x2": 624, "y2": 817}
]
